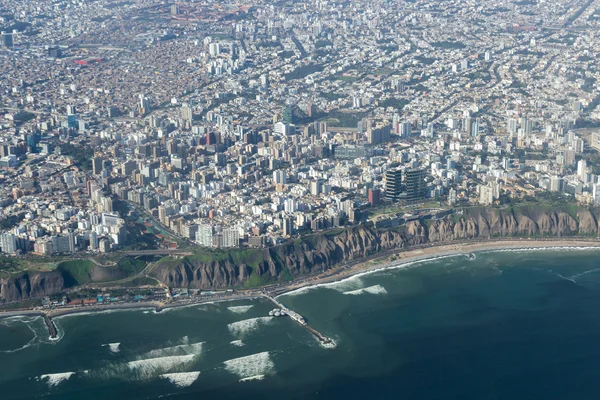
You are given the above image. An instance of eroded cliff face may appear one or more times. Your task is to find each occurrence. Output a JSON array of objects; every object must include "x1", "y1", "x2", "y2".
[
  {"x1": 151, "y1": 207, "x2": 600, "y2": 289},
  {"x1": 0, "y1": 271, "x2": 66, "y2": 303},
  {"x1": 3, "y1": 207, "x2": 600, "y2": 301}
]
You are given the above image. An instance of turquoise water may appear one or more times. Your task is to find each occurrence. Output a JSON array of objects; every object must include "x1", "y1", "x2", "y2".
[{"x1": 3, "y1": 248, "x2": 600, "y2": 399}]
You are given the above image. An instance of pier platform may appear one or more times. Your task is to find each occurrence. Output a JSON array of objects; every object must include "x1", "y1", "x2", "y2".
[{"x1": 262, "y1": 293, "x2": 334, "y2": 346}]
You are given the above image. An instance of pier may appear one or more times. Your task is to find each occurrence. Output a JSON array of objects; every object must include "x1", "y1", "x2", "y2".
[
  {"x1": 43, "y1": 314, "x2": 57, "y2": 339},
  {"x1": 261, "y1": 293, "x2": 334, "y2": 346}
]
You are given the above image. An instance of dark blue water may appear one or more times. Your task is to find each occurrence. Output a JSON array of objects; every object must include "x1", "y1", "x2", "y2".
[{"x1": 2, "y1": 248, "x2": 600, "y2": 399}]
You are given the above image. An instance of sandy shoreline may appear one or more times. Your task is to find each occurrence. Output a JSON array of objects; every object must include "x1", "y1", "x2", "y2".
[
  {"x1": 271, "y1": 239, "x2": 600, "y2": 297},
  {"x1": 1, "y1": 239, "x2": 600, "y2": 319}
]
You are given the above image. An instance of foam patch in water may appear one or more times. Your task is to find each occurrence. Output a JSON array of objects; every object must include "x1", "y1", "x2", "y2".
[
  {"x1": 239, "y1": 374, "x2": 265, "y2": 382},
  {"x1": 227, "y1": 317, "x2": 273, "y2": 337},
  {"x1": 160, "y1": 371, "x2": 201, "y2": 388},
  {"x1": 223, "y1": 351, "x2": 274, "y2": 379},
  {"x1": 102, "y1": 343, "x2": 121, "y2": 353},
  {"x1": 343, "y1": 284, "x2": 387, "y2": 296},
  {"x1": 39, "y1": 372, "x2": 75, "y2": 387},
  {"x1": 127, "y1": 355, "x2": 195, "y2": 379},
  {"x1": 227, "y1": 305, "x2": 253, "y2": 314},
  {"x1": 142, "y1": 341, "x2": 204, "y2": 359}
]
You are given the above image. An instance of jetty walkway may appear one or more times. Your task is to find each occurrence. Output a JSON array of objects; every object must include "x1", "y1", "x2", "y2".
[{"x1": 261, "y1": 293, "x2": 334, "y2": 346}]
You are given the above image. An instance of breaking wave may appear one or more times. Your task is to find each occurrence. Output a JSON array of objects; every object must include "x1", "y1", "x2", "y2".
[
  {"x1": 343, "y1": 284, "x2": 388, "y2": 296},
  {"x1": 127, "y1": 355, "x2": 196, "y2": 379},
  {"x1": 160, "y1": 371, "x2": 201, "y2": 388},
  {"x1": 227, "y1": 317, "x2": 273, "y2": 337},
  {"x1": 223, "y1": 351, "x2": 274, "y2": 379},
  {"x1": 39, "y1": 372, "x2": 75, "y2": 387},
  {"x1": 278, "y1": 254, "x2": 461, "y2": 299},
  {"x1": 227, "y1": 305, "x2": 253, "y2": 314},
  {"x1": 239, "y1": 374, "x2": 265, "y2": 382},
  {"x1": 102, "y1": 343, "x2": 121, "y2": 353},
  {"x1": 282, "y1": 277, "x2": 364, "y2": 297},
  {"x1": 141, "y1": 341, "x2": 204, "y2": 359}
]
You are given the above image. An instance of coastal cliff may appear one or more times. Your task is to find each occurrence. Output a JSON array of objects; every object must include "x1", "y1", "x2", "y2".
[
  {"x1": 2, "y1": 206, "x2": 599, "y2": 302},
  {"x1": 0, "y1": 270, "x2": 66, "y2": 303},
  {"x1": 150, "y1": 206, "x2": 600, "y2": 289}
]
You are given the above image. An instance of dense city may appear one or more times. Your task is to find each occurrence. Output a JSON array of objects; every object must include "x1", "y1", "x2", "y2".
[{"x1": 1, "y1": 0, "x2": 600, "y2": 256}]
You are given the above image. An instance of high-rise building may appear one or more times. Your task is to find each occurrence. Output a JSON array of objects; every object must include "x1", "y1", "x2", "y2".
[
  {"x1": 273, "y1": 170, "x2": 286, "y2": 185},
  {"x1": 385, "y1": 169, "x2": 402, "y2": 202},
  {"x1": 507, "y1": 118, "x2": 518, "y2": 135},
  {"x1": 0, "y1": 233, "x2": 17, "y2": 254},
  {"x1": 181, "y1": 103, "x2": 193, "y2": 122},
  {"x1": 282, "y1": 217, "x2": 293, "y2": 236},
  {"x1": 577, "y1": 159, "x2": 587, "y2": 182},
  {"x1": 399, "y1": 122, "x2": 412, "y2": 137},
  {"x1": 209, "y1": 43, "x2": 220, "y2": 57},
  {"x1": 368, "y1": 188, "x2": 381, "y2": 206},
  {"x1": 196, "y1": 225, "x2": 213, "y2": 247},
  {"x1": 139, "y1": 94, "x2": 150, "y2": 113},
  {"x1": 448, "y1": 188, "x2": 457, "y2": 205},
  {"x1": 1, "y1": 32, "x2": 13, "y2": 48},
  {"x1": 222, "y1": 227, "x2": 240, "y2": 247},
  {"x1": 405, "y1": 168, "x2": 426, "y2": 200},
  {"x1": 282, "y1": 106, "x2": 294, "y2": 124},
  {"x1": 92, "y1": 157, "x2": 103, "y2": 175},
  {"x1": 171, "y1": 3, "x2": 180, "y2": 15}
]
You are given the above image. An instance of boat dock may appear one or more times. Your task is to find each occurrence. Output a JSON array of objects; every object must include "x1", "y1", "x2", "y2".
[
  {"x1": 43, "y1": 314, "x2": 57, "y2": 339},
  {"x1": 261, "y1": 293, "x2": 334, "y2": 346}
]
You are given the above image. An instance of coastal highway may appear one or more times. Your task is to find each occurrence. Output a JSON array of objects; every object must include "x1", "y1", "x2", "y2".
[{"x1": 121, "y1": 249, "x2": 194, "y2": 256}]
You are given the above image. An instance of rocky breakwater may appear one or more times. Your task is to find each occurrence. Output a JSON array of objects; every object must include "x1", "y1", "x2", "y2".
[{"x1": 151, "y1": 207, "x2": 600, "y2": 289}]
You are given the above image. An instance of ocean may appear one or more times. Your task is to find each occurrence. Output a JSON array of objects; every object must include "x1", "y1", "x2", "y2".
[{"x1": 3, "y1": 248, "x2": 600, "y2": 399}]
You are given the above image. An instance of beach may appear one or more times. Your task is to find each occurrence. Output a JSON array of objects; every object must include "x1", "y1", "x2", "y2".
[
  {"x1": 2, "y1": 238, "x2": 600, "y2": 320},
  {"x1": 3, "y1": 244, "x2": 600, "y2": 399},
  {"x1": 271, "y1": 238, "x2": 600, "y2": 296}
]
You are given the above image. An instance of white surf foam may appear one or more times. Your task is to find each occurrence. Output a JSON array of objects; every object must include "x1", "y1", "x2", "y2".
[
  {"x1": 103, "y1": 343, "x2": 121, "y2": 353},
  {"x1": 278, "y1": 254, "x2": 461, "y2": 299},
  {"x1": 343, "y1": 284, "x2": 387, "y2": 296},
  {"x1": 227, "y1": 317, "x2": 273, "y2": 337},
  {"x1": 39, "y1": 372, "x2": 75, "y2": 387},
  {"x1": 223, "y1": 351, "x2": 274, "y2": 379},
  {"x1": 127, "y1": 355, "x2": 195, "y2": 378},
  {"x1": 0, "y1": 317, "x2": 42, "y2": 353},
  {"x1": 230, "y1": 340, "x2": 245, "y2": 347},
  {"x1": 160, "y1": 371, "x2": 201, "y2": 388},
  {"x1": 142, "y1": 341, "x2": 204, "y2": 359},
  {"x1": 282, "y1": 277, "x2": 364, "y2": 297},
  {"x1": 239, "y1": 374, "x2": 265, "y2": 382},
  {"x1": 227, "y1": 305, "x2": 253, "y2": 314}
]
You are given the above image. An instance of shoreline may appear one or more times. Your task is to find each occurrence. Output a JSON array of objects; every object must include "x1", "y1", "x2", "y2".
[
  {"x1": 271, "y1": 239, "x2": 600, "y2": 297},
  {"x1": 1, "y1": 239, "x2": 600, "y2": 320}
]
